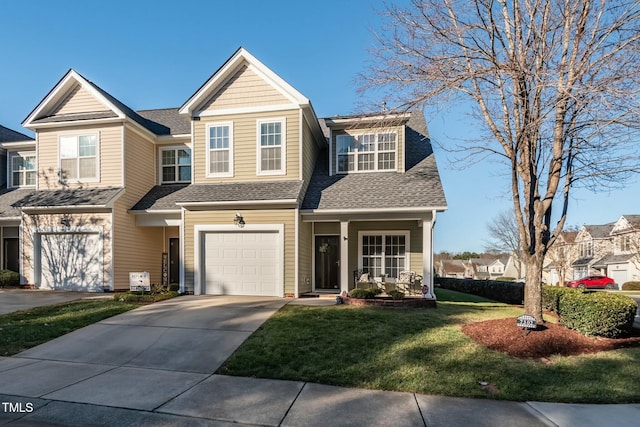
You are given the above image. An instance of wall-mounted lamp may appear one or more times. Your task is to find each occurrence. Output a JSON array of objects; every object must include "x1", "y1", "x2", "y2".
[
  {"x1": 60, "y1": 214, "x2": 72, "y2": 227},
  {"x1": 234, "y1": 213, "x2": 246, "y2": 228}
]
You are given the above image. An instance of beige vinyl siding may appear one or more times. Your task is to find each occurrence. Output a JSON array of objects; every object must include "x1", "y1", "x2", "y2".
[
  {"x1": 111, "y1": 125, "x2": 161, "y2": 289},
  {"x1": 314, "y1": 222, "x2": 340, "y2": 235},
  {"x1": 183, "y1": 209, "x2": 296, "y2": 295},
  {"x1": 331, "y1": 125, "x2": 405, "y2": 175},
  {"x1": 20, "y1": 212, "x2": 112, "y2": 288},
  {"x1": 298, "y1": 220, "x2": 313, "y2": 294},
  {"x1": 53, "y1": 84, "x2": 107, "y2": 116},
  {"x1": 193, "y1": 109, "x2": 300, "y2": 183},
  {"x1": 36, "y1": 123, "x2": 123, "y2": 189},
  {"x1": 201, "y1": 64, "x2": 290, "y2": 111},
  {"x1": 300, "y1": 115, "x2": 320, "y2": 197}
]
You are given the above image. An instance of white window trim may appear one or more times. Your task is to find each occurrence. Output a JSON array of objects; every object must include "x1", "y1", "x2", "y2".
[
  {"x1": 57, "y1": 132, "x2": 100, "y2": 184},
  {"x1": 336, "y1": 131, "x2": 398, "y2": 174},
  {"x1": 256, "y1": 117, "x2": 286, "y2": 176},
  {"x1": 206, "y1": 122, "x2": 234, "y2": 178},
  {"x1": 159, "y1": 146, "x2": 192, "y2": 184},
  {"x1": 8, "y1": 151, "x2": 36, "y2": 188},
  {"x1": 357, "y1": 230, "x2": 410, "y2": 280}
]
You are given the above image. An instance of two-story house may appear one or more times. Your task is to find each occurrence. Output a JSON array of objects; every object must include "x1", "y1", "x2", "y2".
[
  {"x1": 543, "y1": 230, "x2": 578, "y2": 285},
  {"x1": 591, "y1": 215, "x2": 640, "y2": 284},
  {"x1": 3, "y1": 48, "x2": 447, "y2": 297},
  {"x1": 571, "y1": 223, "x2": 614, "y2": 279},
  {"x1": 0, "y1": 125, "x2": 35, "y2": 273}
]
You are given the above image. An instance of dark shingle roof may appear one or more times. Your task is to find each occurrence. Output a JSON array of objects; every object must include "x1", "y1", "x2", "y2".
[
  {"x1": 130, "y1": 184, "x2": 190, "y2": 211},
  {"x1": 592, "y1": 253, "x2": 635, "y2": 268},
  {"x1": 0, "y1": 188, "x2": 34, "y2": 218},
  {"x1": 584, "y1": 223, "x2": 614, "y2": 239},
  {"x1": 0, "y1": 125, "x2": 33, "y2": 143},
  {"x1": 302, "y1": 111, "x2": 447, "y2": 211},
  {"x1": 131, "y1": 181, "x2": 304, "y2": 211},
  {"x1": 13, "y1": 187, "x2": 123, "y2": 208},
  {"x1": 136, "y1": 108, "x2": 191, "y2": 135}
]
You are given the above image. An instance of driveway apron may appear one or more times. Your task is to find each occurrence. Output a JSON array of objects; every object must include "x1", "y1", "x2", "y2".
[{"x1": 0, "y1": 295, "x2": 287, "y2": 414}]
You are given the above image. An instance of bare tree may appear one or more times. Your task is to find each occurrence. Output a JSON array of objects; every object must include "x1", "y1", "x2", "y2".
[
  {"x1": 485, "y1": 210, "x2": 523, "y2": 278},
  {"x1": 361, "y1": 0, "x2": 640, "y2": 320}
]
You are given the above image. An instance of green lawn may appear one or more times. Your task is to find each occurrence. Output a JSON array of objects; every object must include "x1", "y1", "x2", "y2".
[
  {"x1": 0, "y1": 300, "x2": 142, "y2": 356},
  {"x1": 219, "y1": 289, "x2": 640, "y2": 403}
]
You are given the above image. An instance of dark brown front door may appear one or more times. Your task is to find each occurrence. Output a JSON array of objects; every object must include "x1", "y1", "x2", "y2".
[
  {"x1": 169, "y1": 238, "x2": 179, "y2": 284},
  {"x1": 315, "y1": 236, "x2": 340, "y2": 290},
  {"x1": 4, "y1": 238, "x2": 19, "y2": 273}
]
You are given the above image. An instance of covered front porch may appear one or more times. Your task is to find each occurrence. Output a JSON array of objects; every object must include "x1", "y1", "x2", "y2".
[{"x1": 300, "y1": 210, "x2": 437, "y2": 299}]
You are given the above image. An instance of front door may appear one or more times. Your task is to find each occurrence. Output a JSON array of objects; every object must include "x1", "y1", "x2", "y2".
[
  {"x1": 169, "y1": 238, "x2": 180, "y2": 284},
  {"x1": 4, "y1": 238, "x2": 19, "y2": 272},
  {"x1": 315, "y1": 236, "x2": 340, "y2": 290}
]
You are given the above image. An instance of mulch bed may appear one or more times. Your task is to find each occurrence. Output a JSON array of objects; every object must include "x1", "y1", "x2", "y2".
[{"x1": 462, "y1": 317, "x2": 640, "y2": 360}]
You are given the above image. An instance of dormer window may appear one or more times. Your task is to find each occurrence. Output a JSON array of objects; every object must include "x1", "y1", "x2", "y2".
[
  {"x1": 10, "y1": 152, "x2": 36, "y2": 187},
  {"x1": 336, "y1": 132, "x2": 397, "y2": 173},
  {"x1": 162, "y1": 148, "x2": 192, "y2": 183}
]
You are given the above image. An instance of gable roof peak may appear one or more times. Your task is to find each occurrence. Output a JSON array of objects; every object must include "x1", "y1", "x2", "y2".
[{"x1": 179, "y1": 47, "x2": 310, "y2": 115}]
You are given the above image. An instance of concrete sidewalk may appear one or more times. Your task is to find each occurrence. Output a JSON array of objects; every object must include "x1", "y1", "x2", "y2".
[{"x1": 0, "y1": 295, "x2": 638, "y2": 426}]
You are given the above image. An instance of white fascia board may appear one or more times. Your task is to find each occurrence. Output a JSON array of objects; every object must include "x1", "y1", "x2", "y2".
[
  {"x1": 179, "y1": 47, "x2": 308, "y2": 115},
  {"x1": 156, "y1": 134, "x2": 192, "y2": 143},
  {"x1": 195, "y1": 104, "x2": 299, "y2": 118},
  {"x1": 300, "y1": 206, "x2": 448, "y2": 215},
  {"x1": 25, "y1": 117, "x2": 123, "y2": 131},
  {"x1": 176, "y1": 199, "x2": 298, "y2": 209},
  {"x1": 128, "y1": 209, "x2": 181, "y2": 215},
  {"x1": 0, "y1": 141, "x2": 36, "y2": 150}
]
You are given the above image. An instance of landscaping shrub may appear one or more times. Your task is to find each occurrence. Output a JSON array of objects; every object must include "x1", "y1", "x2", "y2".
[
  {"x1": 558, "y1": 291, "x2": 637, "y2": 338},
  {"x1": 541, "y1": 285, "x2": 580, "y2": 314},
  {"x1": 387, "y1": 290, "x2": 405, "y2": 300},
  {"x1": 622, "y1": 281, "x2": 640, "y2": 291},
  {"x1": 169, "y1": 284, "x2": 180, "y2": 292},
  {"x1": 349, "y1": 288, "x2": 381, "y2": 299},
  {"x1": 496, "y1": 277, "x2": 516, "y2": 281},
  {"x1": 434, "y1": 277, "x2": 523, "y2": 304},
  {"x1": 0, "y1": 270, "x2": 20, "y2": 287},
  {"x1": 113, "y1": 291, "x2": 179, "y2": 303}
]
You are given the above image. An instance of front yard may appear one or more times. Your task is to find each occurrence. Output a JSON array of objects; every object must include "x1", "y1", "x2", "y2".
[{"x1": 219, "y1": 289, "x2": 640, "y2": 403}]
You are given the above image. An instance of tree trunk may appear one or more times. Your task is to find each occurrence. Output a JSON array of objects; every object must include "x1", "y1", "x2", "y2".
[{"x1": 523, "y1": 253, "x2": 545, "y2": 321}]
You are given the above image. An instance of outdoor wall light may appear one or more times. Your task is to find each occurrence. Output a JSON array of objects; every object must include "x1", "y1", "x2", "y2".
[{"x1": 234, "y1": 213, "x2": 246, "y2": 228}]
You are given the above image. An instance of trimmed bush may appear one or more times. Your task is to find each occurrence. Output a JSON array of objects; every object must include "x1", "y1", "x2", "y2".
[
  {"x1": 387, "y1": 290, "x2": 405, "y2": 300},
  {"x1": 496, "y1": 277, "x2": 516, "y2": 282},
  {"x1": 558, "y1": 291, "x2": 637, "y2": 338},
  {"x1": 434, "y1": 277, "x2": 523, "y2": 304},
  {"x1": 169, "y1": 284, "x2": 180, "y2": 292},
  {"x1": 541, "y1": 285, "x2": 580, "y2": 314},
  {"x1": 349, "y1": 288, "x2": 383, "y2": 299},
  {"x1": 622, "y1": 281, "x2": 640, "y2": 291},
  {"x1": 113, "y1": 291, "x2": 180, "y2": 303},
  {"x1": 0, "y1": 270, "x2": 20, "y2": 287}
]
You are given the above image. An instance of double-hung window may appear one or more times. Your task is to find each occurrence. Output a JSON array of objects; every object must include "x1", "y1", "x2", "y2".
[
  {"x1": 360, "y1": 232, "x2": 409, "y2": 280},
  {"x1": 59, "y1": 134, "x2": 98, "y2": 182},
  {"x1": 257, "y1": 118, "x2": 286, "y2": 175},
  {"x1": 10, "y1": 152, "x2": 36, "y2": 187},
  {"x1": 207, "y1": 123, "x2": 233, "y2": 177},
  {"x1": 336, "y1": 132, "x2": 397, "y2": 173},
  {"x1": 161, "y1": 148, "x2": 191, "y2": 183}
]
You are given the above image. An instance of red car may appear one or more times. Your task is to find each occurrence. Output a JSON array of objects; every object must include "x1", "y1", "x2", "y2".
[{"x1": 567, "y1": 275, "x2": 616, "y2": 289}]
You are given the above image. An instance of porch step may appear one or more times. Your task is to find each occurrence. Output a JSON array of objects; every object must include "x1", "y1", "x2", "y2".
[{"x1": 299, "y1": 292, "x2": 340, "y2": 299}]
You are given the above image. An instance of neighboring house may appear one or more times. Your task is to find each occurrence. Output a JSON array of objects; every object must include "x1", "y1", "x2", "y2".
[
  {"x1": 592, "y1": 215, "x2": 640, "y2": 285},
  {"x1": 543, "y1": 230, "x2": 578, "y2": 285},
  {"x1": 571, "y1": 223, "x2": 614, "y2": 279},
  {"x1": 468, "y1": 258, "x2": 506, "y2": 280},
  {"x1": 436, "y1": 259, "x2": 472, "y2": 278},
  {"x1": 0, "y1": 125, "x2": 36, "y2": 274},
  {"x1": 1, "y1": 47, "x2": 447, "y2": 297}
]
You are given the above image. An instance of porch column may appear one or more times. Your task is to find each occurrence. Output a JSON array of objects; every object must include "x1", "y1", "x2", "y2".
[
  {"x1": 422, "y1": 218, "x2": 436, "y2": 299},
  {"x1": 340, "y1": 220, "x2": 349, "y2": 294}
]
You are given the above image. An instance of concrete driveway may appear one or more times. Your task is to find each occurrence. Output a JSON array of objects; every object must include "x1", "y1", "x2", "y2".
[{"x1": 0, "y1": 288, "x2": 109, "y2": 315}]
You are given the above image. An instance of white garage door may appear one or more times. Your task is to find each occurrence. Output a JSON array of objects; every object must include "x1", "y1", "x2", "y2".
[
  {"x1": 609, "y1": 269, "x2": 627, "y2": 286},
  {"x1": 39, "y1": 233, "x2": 102, "y2": 292},
  {"x1": 203, "y1": 231, "x2": 280, "y2": 296}
]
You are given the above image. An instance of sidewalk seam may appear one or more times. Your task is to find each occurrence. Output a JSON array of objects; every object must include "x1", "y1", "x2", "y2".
[{"x1": 278, "y1": 381, "x2": 308, "y2": 426}]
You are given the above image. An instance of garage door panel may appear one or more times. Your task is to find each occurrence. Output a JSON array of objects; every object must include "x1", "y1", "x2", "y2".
[
  {"x1": 203, "y1": 231, "x2": 280, "y2": 296},
  {"x1": 39, "y1": 233, "x2": 102, "y2": 292}
]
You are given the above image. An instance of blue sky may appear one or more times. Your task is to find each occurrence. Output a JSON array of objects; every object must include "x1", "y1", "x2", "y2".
[{"x1": 2, "y1": 0, "x2": 639, "y2": 253}]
